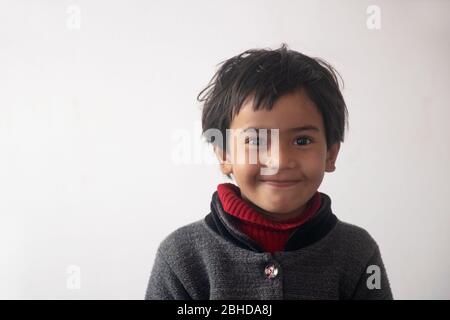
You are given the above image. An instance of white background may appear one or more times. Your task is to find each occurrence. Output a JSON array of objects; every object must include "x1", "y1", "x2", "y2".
[{"x1": 1, "y1": 0, "x2": 449, "y2": 299}]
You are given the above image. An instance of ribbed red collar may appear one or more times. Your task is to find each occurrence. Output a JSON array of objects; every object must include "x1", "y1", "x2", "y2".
[{"x1": 216, "y1": 183, "x2": 321, "y2": 252}]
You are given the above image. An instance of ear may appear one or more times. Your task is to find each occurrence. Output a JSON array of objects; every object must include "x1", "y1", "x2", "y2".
[
  {"x1": 214, "y1": 146, "x2": 233, "y2": 176},
  {"x1": 325, "y1": 142, "x2": 340, "y2": 172}
]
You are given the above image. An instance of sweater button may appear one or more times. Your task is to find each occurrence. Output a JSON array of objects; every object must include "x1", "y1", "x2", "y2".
[{"x1": 264, "y1": 264, "x2": 279, "y2": 279}]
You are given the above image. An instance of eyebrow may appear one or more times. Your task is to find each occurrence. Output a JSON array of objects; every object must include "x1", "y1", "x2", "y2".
[{"x1": 241, "y1": 125, "x2": 320, "y2": 133}]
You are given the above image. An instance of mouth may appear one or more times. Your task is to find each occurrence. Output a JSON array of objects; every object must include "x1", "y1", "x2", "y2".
[{"x1": 260, "y1": 180, "x2": 301, "y2": 188}]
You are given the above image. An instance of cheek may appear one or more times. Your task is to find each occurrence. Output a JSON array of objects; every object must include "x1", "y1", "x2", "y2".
[
  {"x1": 300, "y1": 153, "x2": 327, "y2": 188},
  {"x1": 302, "y1": 149, "x2": 327, "y2": 171},
  {"x1": 229, "y1": 143, "x2": 262, "y2": 182},
  {"x1": 233, "y1": 163, "x2": 260, "y2": 184}
]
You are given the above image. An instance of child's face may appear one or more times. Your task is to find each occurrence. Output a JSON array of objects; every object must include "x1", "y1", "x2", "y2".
[{"x1": 216, "y1": 88, "x2": 340, "y2": 221}]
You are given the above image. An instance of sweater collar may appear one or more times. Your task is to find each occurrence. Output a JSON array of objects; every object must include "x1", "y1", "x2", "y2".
[
  {"x1": 205, "y1": 187, "x2": 338, "y2": 253},
  {"x1": 216, "y1": 182, "x2": 321, "y2": 230}
]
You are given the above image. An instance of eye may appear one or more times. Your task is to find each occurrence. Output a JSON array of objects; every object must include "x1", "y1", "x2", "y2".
[
  {"x1": 245, "y1": 137, "x2": 267, "y2": 146},
  {"x1": 294, "y1": 136, "x2": 313, "y2": 146}
]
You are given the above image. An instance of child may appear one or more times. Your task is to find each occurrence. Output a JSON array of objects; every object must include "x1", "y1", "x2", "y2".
[{"x1": 145, "y1": 44, "x2": 393, "y2": 300}]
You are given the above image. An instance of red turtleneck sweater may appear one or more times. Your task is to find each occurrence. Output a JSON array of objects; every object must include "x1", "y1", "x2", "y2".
[{"x1": 217, "y1": 183, "x2": 321, "y2": 253}]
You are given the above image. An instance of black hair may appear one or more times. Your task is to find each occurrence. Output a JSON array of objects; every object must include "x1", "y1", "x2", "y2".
[{"x1": 198, "y1": 43, "x2": 349, "y2": 179}]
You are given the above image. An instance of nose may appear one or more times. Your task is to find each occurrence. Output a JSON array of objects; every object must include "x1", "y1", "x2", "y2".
[{"x1": 260, "y1": 141, "x2": 297, "y2": 175}]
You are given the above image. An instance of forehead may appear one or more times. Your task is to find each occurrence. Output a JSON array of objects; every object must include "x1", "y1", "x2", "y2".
[{"x1": 230, "y1": 88, "x2": 324, "y2": 132}]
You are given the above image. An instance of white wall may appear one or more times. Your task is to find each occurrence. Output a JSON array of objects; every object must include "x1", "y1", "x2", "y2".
[{"x1": 0, "y1": 0, "x2": 449, "y2": 299}]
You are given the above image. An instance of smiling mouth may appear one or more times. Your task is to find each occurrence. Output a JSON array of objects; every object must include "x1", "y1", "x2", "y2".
[{"x1": 261, "y1": 180, "x2": 301, "y2": 188}]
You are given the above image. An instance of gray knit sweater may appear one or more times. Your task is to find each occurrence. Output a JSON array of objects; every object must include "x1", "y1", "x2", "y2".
[{"x1": 145, "y1": 191, "x2": 393, "y2": 300}]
